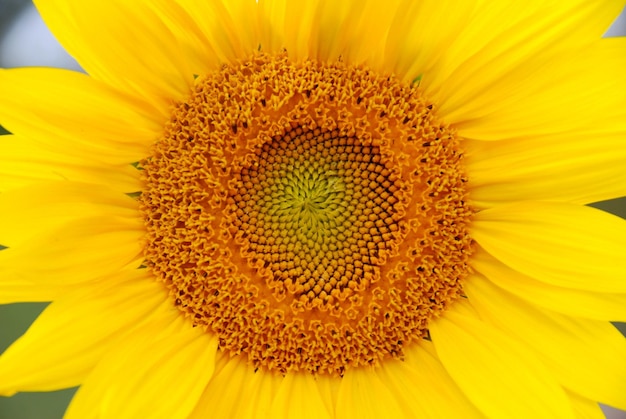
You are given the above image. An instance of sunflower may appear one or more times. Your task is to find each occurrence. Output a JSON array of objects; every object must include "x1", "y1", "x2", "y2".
[{"x1": 1, "y1": 0, "x2": 626, "y2": 417}]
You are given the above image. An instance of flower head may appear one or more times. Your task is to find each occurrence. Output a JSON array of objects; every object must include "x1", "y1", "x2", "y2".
[{"x1": 1, "y1": 1, "x2": 626, "y2": 418}]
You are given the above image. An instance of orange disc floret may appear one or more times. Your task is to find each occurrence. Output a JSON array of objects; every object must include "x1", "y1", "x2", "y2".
[{"x1": 139, "y1": 52, "x2": 474, "y2": 375}]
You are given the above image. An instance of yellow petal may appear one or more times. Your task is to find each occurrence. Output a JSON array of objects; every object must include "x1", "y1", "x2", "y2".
[
  {"x1": 0, "y1": 135, "x2": 141, "y2": 193},
  {"x1": 430, "y1": 303, "x2": 575, "y2": 418},
  {"x1": 466, "y1": 275, "x2": 626, "y2": 410},
  {"x1": 384, "y1": 0, "x2": 478, "y2": 84},
  {"x1": 315, "y1": 0, "x2": 397, "y2": 66},
  {"x1": 259, "y1": 0, "x2": 400, "y2": 67},
  {"x1": 221, "y1": 0, "x2": 265, "y2": 56},
  {"x1": 377, "y1": 342, "x2": 483, "y2": 418},
  {"x1": 471, "y1": 201, "x2": 626, "y2": 293},
  {"x1": 0, "y1": 268, "x2": 165, "y2": 395},
  {"x1": 452, "y1": 38, "x2": 626, "y2": 138},
  {"x1": 0, "y1": 67, "x2": 161, "y2": 164},
  {"x1": 33, "y1": 0, "x2": 193, "y2": 107},
  {"x1": 64, "y1": 311, "x2": 217, "y2": 419},
  {"x1": 465, "y1": 132, "x2": 626, "y2": 207},
  {"x1": 568, "y1": 392, "x2": 605, "y2": 419},
  {"x1": 0, "y1": 216, "x2": 143, "y2": 294},
  {"x1": 259, "y1": 0, "x2": 320, "y2": 59},
  {"x1": 189, "y1": 355, "x2": 282, "y2": 419},
  {"x1": 0, "y1": 282, "x2": 73, "y2": 303},
  {"x1": 471, "y1": 247, "x2": 626, "y2": 322},
  {"x1": 336, "y1": 366, "x2": 405, "y2": 419},
  {"x1": 425, "y1": 3, "x2": 626, "y2": 120},
  {"x1": 0, "y1": 181, "x2": 138, "y2": 248},
  {"x1": 153, "y1": 0, "x2": 259, "y2": 71},
  {"x1": 268, "y1": 373, "x2": 332, "y2": 419},
  {"x1": 387, "y1": 1, "x2": 624, "y2": 91},
  {"x1": 314, "y1": 373, "x2": 340, "y2": 418},
  {"x1": 254, "y1": 0, "x2": 285, "y2": 53}
]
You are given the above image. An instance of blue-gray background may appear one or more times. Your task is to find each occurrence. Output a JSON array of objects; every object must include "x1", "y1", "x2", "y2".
[{"x1": 0, "y1": 1, "x2": 625, "y2": 418}]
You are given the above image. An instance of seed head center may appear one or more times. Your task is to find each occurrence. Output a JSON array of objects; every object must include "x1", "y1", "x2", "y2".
[
  {"x1": 282, "y1": 168, "x2": 343, "y2": 226},
  {"x1": 232, "y1": 127, "x2": 404, "y2": 309}
]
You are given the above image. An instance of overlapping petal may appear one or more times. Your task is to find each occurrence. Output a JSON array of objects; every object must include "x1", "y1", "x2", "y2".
[
  {"x1": 0, "y1": 68, "x2": 161, "y2": 164},
  {"x1": 451, "y1": 38, "x2": 626, "y2": 141},
  {"x1": 0, "y1": 269, "x2": 165, "y2": 395},
  {"x1": 0, "y1": 181, "x2": 138, "y2": 248},
  {"x1": 421, "y1": 1, "x2": 626, "y2": 116},
  {"x1": 430, "y1": 304, "x2": 575, "y2": 418},
  {"x1": 336, "y1": 367, "x2": 405, "y2": 419},
  {"x1": 268, "y1": 373, "x2": 332, "y2": 419},
  {"x1": 0, "y1": 135, "x2": 141, "y2": 193},
  {"x1": 189, "y1": 355, "x2": 282, "y2": 419},
  {"x1": 466, "y1": 273, "x2": 626, "y2": 410},
  {"x1": 33, "y1": 0, "x2": 196, "y2": 108},
  {"x1": 146, "y1": 0, "x2": 260, "y2": 75},
  {"x1": 378, "y1": 343, "x2": 483, "y2": 417},
  {"x1": 64, "y1": 307, "x2": 218, "y2": 419},
  {"x1": 472, "y1": 201, "x2": 626, "y2": 293},
  {"x1": 0, "y1": 216, "x2": 143, "y2": 302},
  {"x1": 465, "y1": 130, "x2": 626, "y2": 207},
  {"x1": 471, "y1": 247, "x2": 626, "y2": 322}
]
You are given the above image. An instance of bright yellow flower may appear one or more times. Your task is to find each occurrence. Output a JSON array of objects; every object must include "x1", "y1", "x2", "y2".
[{"x1": 1, "y1": 0, "x2": 626, "y2": 417}]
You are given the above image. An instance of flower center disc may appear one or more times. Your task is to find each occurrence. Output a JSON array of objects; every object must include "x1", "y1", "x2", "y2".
[{"x1": 140, "y1": 53, "x2": 474, "y2": 375}]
